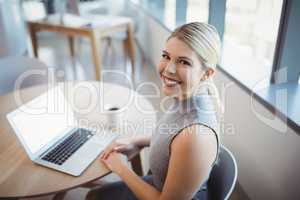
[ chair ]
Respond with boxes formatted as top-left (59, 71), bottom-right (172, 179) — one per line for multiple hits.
top-left (208, 146), bottom-right (238, 200)
top-left (0, 56), bottom-right (49, 95)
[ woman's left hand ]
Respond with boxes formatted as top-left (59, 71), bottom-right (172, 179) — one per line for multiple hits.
top-left (100, 151), bottom-right (128, 175)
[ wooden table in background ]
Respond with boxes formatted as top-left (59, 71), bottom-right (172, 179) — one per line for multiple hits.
top-left (27, 14), bottom-right (136, 81)
top-left (0, 81), bottom-right (156, 199)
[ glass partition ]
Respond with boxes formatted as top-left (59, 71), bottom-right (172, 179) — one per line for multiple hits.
top-left (186, 0), bottom-right (209, 23)
top-left (221, 0), bottom-right (283, 87)
top-left (130, 0), bottom-right (210, 30)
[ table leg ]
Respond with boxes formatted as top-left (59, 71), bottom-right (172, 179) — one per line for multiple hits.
top-left (52, 191), bottom-right (67, 200)
top-left (90, 32), bottom-right (101, 81)
top-left (131, 153), bottom-right (143, 176)
top-left (123, 37), bottom-right (129, 69)
top-left (68, 36), bottom-right (75, 58)
top-left (125, 23), bottom-right (136, 80)
top-left (28, 25), bottom-right (39, 58)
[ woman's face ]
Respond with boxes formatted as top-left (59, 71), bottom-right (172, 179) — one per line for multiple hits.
top-left (158, 37), bottom-right (210, 99)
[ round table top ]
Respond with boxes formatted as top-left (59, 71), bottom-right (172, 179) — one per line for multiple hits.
top-left (0, 81), bottom-right (156, 198)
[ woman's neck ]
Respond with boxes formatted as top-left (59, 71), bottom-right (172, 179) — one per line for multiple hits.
top-left (176, 85), bottom-right (210, 101)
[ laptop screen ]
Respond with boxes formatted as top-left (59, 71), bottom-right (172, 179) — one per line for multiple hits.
top-left (8, 87), bottom-right (75, 155)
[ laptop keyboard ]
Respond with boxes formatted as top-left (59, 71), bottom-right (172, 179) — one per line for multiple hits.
top-left (41, 129), bottom-right (93, 165)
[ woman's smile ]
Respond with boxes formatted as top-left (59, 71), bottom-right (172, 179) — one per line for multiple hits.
top-left (161, 74), bottom-right (182, 88)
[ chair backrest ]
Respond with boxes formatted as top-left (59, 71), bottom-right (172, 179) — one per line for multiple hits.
top-left (0, 56), bottom-right (48, 95)
top-left (66, 0), bottom-right (80, 15)
top-left (208, 146), bottom-right (238, 200)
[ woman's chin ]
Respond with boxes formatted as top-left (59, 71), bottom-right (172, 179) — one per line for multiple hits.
top-left (162, 85), bottom-right (178, 96)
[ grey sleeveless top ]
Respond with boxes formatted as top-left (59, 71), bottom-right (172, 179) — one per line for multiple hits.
top-left (149, 94), bottom-right (220, 194)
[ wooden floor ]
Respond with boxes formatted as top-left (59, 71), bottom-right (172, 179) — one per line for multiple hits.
top-left (8, 33), bottom-right (248, 200)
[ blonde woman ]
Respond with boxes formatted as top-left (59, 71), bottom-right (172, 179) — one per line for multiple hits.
top-left (86, 22), bottom-right (221, 200)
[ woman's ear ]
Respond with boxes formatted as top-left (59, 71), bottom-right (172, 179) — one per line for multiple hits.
top-left (207, 68), bottom-right (215, 77)
top-left (201, 68), bottom-right (215, 81)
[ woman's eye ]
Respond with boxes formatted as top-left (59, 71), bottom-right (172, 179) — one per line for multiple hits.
top-left (179, 60), bottom-right (191, 66)
top-left (162, 54), bottom-right (170, 60)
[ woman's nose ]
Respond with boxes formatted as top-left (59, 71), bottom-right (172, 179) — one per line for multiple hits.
top-left (165, 61), bottom-right (176, 74)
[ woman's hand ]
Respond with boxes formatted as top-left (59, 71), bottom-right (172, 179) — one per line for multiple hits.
top-left (100, 151), bottom-right (128, 175)
top-left (100, 138), bottom-right (141, 160)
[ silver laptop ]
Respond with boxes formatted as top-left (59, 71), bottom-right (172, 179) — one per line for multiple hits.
top-left (6, 86), bottom-right (118, 176)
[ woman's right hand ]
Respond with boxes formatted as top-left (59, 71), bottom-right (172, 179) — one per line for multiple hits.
top-left (100, 137), bottom-right (141, 160)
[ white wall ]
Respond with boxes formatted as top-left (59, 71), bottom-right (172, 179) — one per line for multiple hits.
top-left (215, 70), bottom-right (300, 200)
top-left (134, 7), bottom-right (300, 200)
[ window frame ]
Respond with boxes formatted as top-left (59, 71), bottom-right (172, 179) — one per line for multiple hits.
top-left (209, 0), bottom-right (300, 133)
top-left (270, 0), bottom-right (291, 83)
top-left (215, 0), bottom-right (287, 88)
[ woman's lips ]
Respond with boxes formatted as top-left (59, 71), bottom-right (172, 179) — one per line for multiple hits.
top-left (161, 74), bottom-right (182, 87)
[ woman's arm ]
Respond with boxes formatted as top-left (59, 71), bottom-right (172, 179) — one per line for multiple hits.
top-left (101, 135), bottom-right (151, 159)
top-left (159, 125), bottom-right (217, 200)
top-left (132, 135), bottom-right (152, 148)
top-left (101, 124), bottom-right (217, 200)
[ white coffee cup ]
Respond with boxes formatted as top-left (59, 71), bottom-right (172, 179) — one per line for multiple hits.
top-left (104, 105), bottom-right (123, 130)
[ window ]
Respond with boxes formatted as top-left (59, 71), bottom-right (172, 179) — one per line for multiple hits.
top-left (221, 0), bottom-right (283, 87)
top-left (164, 0), bottom-right (176, 28)
top-left (186, 0), bottom-right (209, 23)
top-left (131, 0), bottom-right (210, 30)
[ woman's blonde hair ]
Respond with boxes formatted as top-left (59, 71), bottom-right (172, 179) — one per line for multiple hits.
top-left (168, 22), bottom-right (223, 119)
